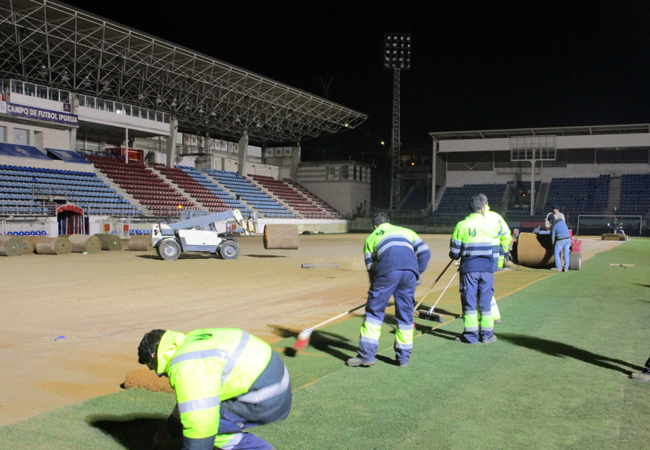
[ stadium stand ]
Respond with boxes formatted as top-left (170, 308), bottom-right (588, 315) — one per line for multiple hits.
top-left (544, 175), bottom-right (610, 216)
top-left (619, 174), bottom-right (650, 215)
top-left (202, 170), bottom-right (294, 218)
top-left (436, 183), bottom-right (508, 214)
top-left (284, 179), bottom-right (342, 218)
top-left (399, 186), bottom-right (428, 212)
top-left (85, 155), bottom-right (195, 217)
top-left (251, 175), bottom-right (336, 218)
top-left (152, 164), bottom-right (231, 213)
top-left (0, 163), bottom-right (139, 216)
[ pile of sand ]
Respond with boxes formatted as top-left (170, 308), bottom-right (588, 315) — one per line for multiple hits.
top-left (122, 367), bottom-right (174, 394)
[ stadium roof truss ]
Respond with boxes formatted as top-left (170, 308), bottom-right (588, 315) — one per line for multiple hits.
top-left (430, 124), bottom-right (650, 141)
top-left (0, 0), bottom-right (367, 144)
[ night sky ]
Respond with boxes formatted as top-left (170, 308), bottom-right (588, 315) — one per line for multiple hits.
top-left (61, 0), bottom-right (650, 164)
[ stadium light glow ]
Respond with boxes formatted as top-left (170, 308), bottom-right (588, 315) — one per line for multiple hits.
top-left (383, 33), bottom-right (411, 70)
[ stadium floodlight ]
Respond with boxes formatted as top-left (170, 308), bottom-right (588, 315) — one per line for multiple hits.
top-left (156, 97), bottom-right (163, 105)
top-left (384, 33), bottom-right (411, 209)
top-left (383, 33), bottom-right (411, 70)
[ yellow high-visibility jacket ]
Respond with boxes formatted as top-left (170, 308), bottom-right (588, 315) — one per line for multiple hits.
top-left (155, 328), bottom-right (272, 448)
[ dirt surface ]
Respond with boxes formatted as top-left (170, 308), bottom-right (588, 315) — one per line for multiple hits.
top-left (0, 233), bottom-right (622, 427)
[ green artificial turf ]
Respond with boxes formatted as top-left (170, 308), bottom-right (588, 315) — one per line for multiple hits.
top-left (2, 239), bottom-right (650, 449)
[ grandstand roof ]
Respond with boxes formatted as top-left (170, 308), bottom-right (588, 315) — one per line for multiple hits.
top-left (430, 124), bottom-right (650, 140)
top-left (0, 0), bottom-right (367, 144)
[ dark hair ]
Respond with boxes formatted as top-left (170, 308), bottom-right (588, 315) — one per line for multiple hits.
top-left (138, 329), bottom-right (166, 365)
top-left (553, 205), bottom-right (560, 211)
top-left (469, 195), bottom-right (486, 212)
top-left (372, 212), bottom-right (390, 227)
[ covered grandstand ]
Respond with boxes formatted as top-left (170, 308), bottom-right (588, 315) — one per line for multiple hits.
top-left (426, 124), bottom-right (650, 234)
top-left (0, 0), bottom-right (368, 235)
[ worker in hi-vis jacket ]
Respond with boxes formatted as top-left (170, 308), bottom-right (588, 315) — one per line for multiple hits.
top-left (138, 328), bottom-right (291, 450)
top-left (347, 212), bottom-right (431, 368)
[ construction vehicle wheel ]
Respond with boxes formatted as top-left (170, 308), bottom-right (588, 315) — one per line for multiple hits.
top-left (219, 240), bottom-right (240, 260)
top-left (159, 240), bottom-right (181, 261)
top-left (569, 252), bottom-right (582, 270)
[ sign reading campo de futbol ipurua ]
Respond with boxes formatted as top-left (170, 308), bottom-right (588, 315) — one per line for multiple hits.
top-left (0, 102), bottom-right (79, 126)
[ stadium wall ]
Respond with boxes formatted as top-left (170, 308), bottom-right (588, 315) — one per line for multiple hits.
top-left (0, 119), bottom-right (71, 150)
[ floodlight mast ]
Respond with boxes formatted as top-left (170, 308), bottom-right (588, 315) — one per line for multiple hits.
top-left (384, 33), bottom-right (411, 210)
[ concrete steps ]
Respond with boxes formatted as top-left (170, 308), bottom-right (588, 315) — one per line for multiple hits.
top-left (148, 167), bottom-right (206, 212)
top-left (606, 176), bottom-right (621, 214)
top-left (245, 177), bottom-right (300, 218)
top-left (93, 169), bottom-right (149, 215)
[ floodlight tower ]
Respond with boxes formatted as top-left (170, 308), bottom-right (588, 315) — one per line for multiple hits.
top-left (384, 33), bottom-right (411, 210)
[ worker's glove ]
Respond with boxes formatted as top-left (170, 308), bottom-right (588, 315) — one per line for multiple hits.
top-left (504, 251), bottom-right (511, 262)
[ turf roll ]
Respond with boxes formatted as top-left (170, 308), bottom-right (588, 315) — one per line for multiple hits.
top-left (123, 367), bottom-right (174, 393)
top-left (0, 235), bottom-right (23, 256)
top-left (35, 236), bottom-right (72, 255)
top-left (18, 236), bottom-right (35, 255)
top-left (263, 224), bottom-right (299, 250)
top-left (516, 232), bottom-right (554, 268)
top-left (94, 233), bottom-right (122, 251)
top-left (68, 234), bottom-right (102, 254)
top-left (126, 235), bottom-right (152, 251)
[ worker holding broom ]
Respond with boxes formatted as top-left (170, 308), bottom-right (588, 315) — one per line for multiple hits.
top-left (347, 212), bottom-right (431, 368)
top-left (138, 328), bottom-right (291, 450)
top-left (478, 193), bottom-right (512, 324)
top-left (450, 195), bottom-right (500, 344)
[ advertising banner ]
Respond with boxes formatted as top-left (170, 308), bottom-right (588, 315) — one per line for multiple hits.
top-left (0, 102), bottom-right (79, 126)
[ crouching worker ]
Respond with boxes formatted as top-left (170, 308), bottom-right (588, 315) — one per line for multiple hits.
top-left (138, 328), bottom-right (292, 450)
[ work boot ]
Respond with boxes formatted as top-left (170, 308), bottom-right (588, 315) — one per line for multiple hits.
top-left (346, 356), bottom-right (375, 367)
top-left (454, 336), bottom-right (478, 345)
top-left (395, 357), bottom-right (409, 367)
top-left (494, 319), bottom-right (502, 324)
top-left (550, 268), bottom-right (560, 272)
top-left (481, 335), bottom-right (498, 344)
top-left (630, 372), bottom-right (650, 382)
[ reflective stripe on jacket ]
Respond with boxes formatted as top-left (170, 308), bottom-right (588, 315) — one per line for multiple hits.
top-left (485, 207), bottom-right (512, 253)
top-left (156, 329), bottom-right (273, 446)
top-left (364, 223), bottom-right (430, 280)
top-left (449, 212), bottom-right (500, 273)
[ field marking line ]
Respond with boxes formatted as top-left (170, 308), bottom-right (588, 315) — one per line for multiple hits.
top-left (494, 273), bottom-right (555, 302)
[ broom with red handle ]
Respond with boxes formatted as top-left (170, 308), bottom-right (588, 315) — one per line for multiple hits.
top-left (290, 303), bottom-right (368, 351)
top-left (291, 259), bottom-right (454, 352)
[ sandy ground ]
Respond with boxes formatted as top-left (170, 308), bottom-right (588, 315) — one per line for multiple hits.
top-left (0, 233), bottom-right (622, 427)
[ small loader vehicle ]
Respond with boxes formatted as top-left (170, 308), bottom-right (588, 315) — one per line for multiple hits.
top-left (151, 209), bottom-right (253, 261)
